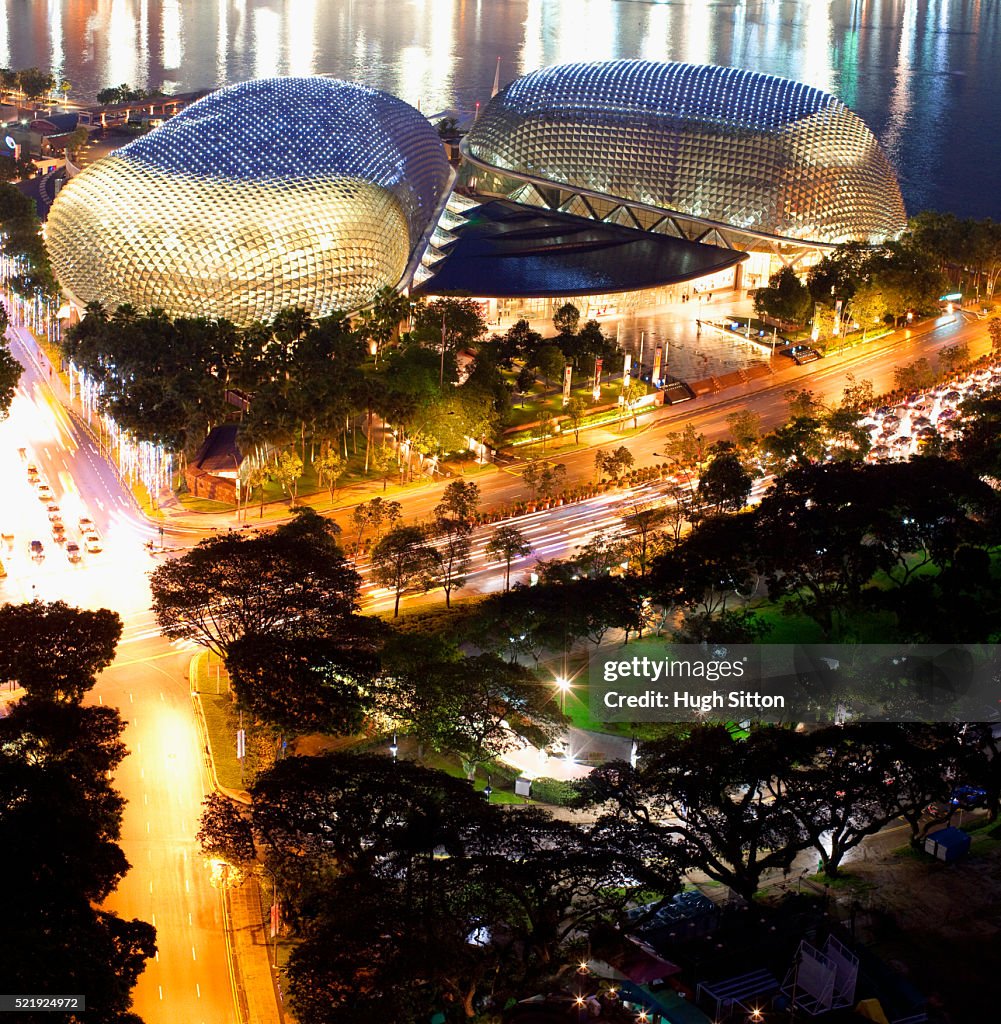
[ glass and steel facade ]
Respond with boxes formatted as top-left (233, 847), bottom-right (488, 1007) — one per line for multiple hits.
top-left (46, 77), bottom-right (450, 325)
top-left (463, 61), bottom-right (906, 247)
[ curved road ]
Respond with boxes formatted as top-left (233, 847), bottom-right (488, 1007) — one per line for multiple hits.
top-left (1, 326), bottom-right (237, 1024)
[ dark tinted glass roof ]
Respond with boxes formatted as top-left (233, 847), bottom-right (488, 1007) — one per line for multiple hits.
top-left (417, 200), bottom-right (746, 298)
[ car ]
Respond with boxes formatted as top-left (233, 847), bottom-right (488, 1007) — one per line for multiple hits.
top-left (65, 541), bottom-right (82, 563)
top-left (51, 522), bottom-right (66, 543)
top-left (26, 462), bottom-right (38, 477)
top-left (2, 532), bottom-right (13, 551)
top-left (29, 539), bottom-right (44, 561)
top-left (84, 533), bottom-right (103, 554)
top-left (78, 515), bottom-right (95, 534)
top-left (37, 483), bottom-right (53, 501)
top-left (46, 504), bottom-right (62, 522)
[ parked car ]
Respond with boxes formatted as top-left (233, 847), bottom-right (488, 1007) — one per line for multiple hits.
top-left (51, 522), bottom-right (67, 544)
top-left (47, 504), bottom-right (62, 522)
top-left (78, 515), bottom-right (95, 534)
top-left (84, 533), bottom-right (103, 554)
top-left (37, 483), bottom-right (53, 501)
top-left (65, 541), bottom-right (82, 564)
top-left (29, 539), bottom-right (44, 562)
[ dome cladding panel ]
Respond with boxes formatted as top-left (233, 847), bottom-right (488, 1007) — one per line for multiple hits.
top-left (46, 157), bottom-right (412, 325)
top-left (466, 60), bottom-right (906, 245)
top-left (46, 77), bottom-right (449, 325)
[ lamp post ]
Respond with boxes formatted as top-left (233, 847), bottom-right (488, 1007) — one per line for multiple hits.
top-left (389, 733), bottom-right (398, 760)
top-left (555, 675), bottom-right (570, 714)
top-left (483, 775), bottom-right (492, 801)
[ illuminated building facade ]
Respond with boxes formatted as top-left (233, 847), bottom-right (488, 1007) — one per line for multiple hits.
top-left (457, 60), bottom-right (906, 293)
top-left (46, 77), bottom-right (450, 326)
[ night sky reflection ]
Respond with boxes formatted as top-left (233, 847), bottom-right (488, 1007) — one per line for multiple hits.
top-left (1, 0), bottom-right (998, 217)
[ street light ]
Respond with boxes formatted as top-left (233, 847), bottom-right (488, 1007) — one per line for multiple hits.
top-left (389, 733), bottom-right (398, 760)
top-left (555, 675), bottom-right (570, 713)
top-left (483, 775), bottom-right (492, 801)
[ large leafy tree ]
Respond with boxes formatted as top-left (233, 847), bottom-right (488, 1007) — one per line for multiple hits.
top-left (0, 698), bottom-right (155, 1020)
top-left (754, 266), bottom-right (812, 324)
top-left (696, 441), bottom-right (753, 514)
top-left (755, 464), bottom-right (885, 637)
top-left (775, 724), bottom-right (961, 877)
top-left (383, 653), bottom-right (566, 778)
top-left (225, 630), bottom-right (380, 741)
top-left (0, 316), bottom-right (22, 419)
top-left (150, 508), bottom-right (360, 655)
top-left (581, 725), bottom-right (808, 902)
top-left (0, 601), bottom-right (122, 702)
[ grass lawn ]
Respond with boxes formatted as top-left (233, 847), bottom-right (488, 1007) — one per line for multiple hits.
top-left (424, 752), bottom-right (528, 804)
top-left (199, 692), bottom-right (257, 791)
top-left (178, 493), bottom-right (233, 514)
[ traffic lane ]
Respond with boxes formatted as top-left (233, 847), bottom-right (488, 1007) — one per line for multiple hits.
top-left (97, 639), bottom-right (236, 1024)
top-left (7, 326), bottom-right (155, 542)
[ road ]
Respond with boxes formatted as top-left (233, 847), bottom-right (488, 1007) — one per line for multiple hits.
top-left (1, 326), bottom-right (237, 1024)
top-left (338, 310), bottom-right (992, 546)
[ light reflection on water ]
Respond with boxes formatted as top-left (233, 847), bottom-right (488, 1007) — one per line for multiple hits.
top-left (1, 0), bottom-right (999, 217)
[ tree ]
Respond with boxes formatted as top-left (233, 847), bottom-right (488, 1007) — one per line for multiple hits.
top-left (273, 448), bottom-right (303, 504)
top-left (622, 505), bottom-right (671, 573)
top-left (226, 632), bottom-right (376, 740)
top-left (314, 448), bottom-right (346, 502)
top-left (552, 302), bottom-right (580, 336)
top-left (197, 793), bottom-right (256, 865)
top-left (647, 511), bottom-right (760, 622)
top-left (619, 379), bottom-right (645, 428)
top-left (893, 357), bottom-right (935, 392)
top-left (17, 66), bottom-right (55, 104)
top-left (0, 331), bottom-right (22, 420)
top-left (531, 344), bottom-right (565, 388)
top-left (485, 524), bottom-right (531, 591)
top-left (753, 266), bottom-right (812, 324)
top-left (840, 373), bottom-right (875, 413)
top-left (370, 525), bottom-right (436, 617)
top-left (696, 442), bottom-right (753, 514)
top-left (386, 654), bottom-right (566, 779)
top-left (63, 125), bottom-right (89, 157)
top-left (0, 698), bottom-right (156, 1017)
top-left (150, 509), bottom-right (360, 655)
top-left (537, 461), bottom-right (566, 501)
top-left (434, 479), bottom-right (480, 524)
top-left (776, 724), bottom-right (956, 878)
top-left (939, 342), bottom-right (970, 375)
top-left (761, 416), bottom-right (826, 469)
top-left (0, 601), bottom-right (122, 702)
top-left (662, 421), bottom-right (707, 467)
top-left (411, 297), bottom-right (487, 354)
top-left (725, 408), bottom-right (762, 451)
top-left (515, 363), bottom-right (535, 403)
top-left (581, 726), bottom-right (808, 902)
top-left (847, 284), bottom-right (886, 341)
top-left (565, 394), bottom-right (586, 442)
top-left (594, 445), bottom-right (634, 482)
top-left (755, 464), bottom-right (886, 637)
top-left (988, 317), bottom-right (1001, 354)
